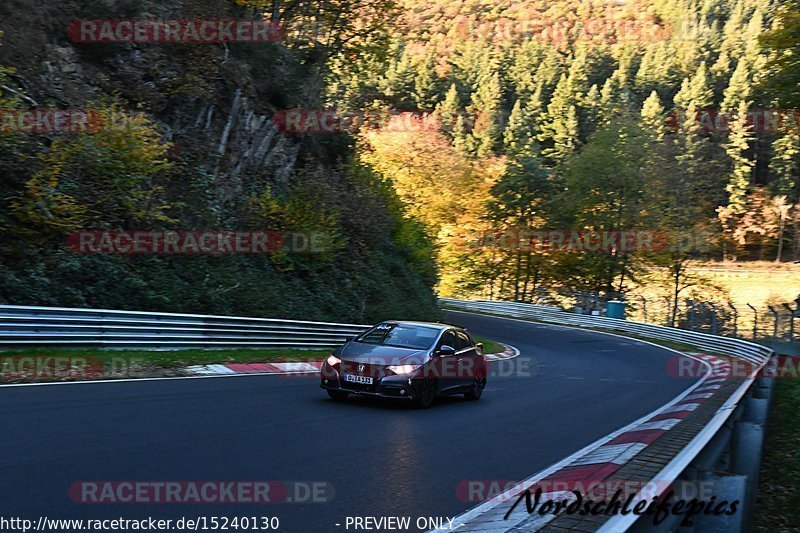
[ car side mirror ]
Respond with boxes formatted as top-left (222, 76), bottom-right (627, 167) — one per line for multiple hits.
top-left (475, 342), bottom-right (484, 351)
top-left (437, 345), bottom-right (456, 357)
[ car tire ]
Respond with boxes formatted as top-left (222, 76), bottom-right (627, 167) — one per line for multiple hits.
top-left (414, 378), bottom-right (436, 409)
top-left (327, 390), bottom-right (349, 401)
top-left (464, 372), bottom-right (486, 401)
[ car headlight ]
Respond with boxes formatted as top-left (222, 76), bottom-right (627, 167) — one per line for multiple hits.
top-left (388, 364), bottom-right (421, 375)
top-left (326, 354), bottom-right (341, 367)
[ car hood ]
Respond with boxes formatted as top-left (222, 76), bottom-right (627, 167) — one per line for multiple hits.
top-left (333, 341), bottom-right (428, 366)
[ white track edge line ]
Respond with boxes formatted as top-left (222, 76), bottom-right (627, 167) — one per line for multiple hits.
top-left (0, 369), bottom-right (322, 388)
top-left (0, 340), bottom-right (521, 388)
top-left (433, 310), bottom-right (713, 532)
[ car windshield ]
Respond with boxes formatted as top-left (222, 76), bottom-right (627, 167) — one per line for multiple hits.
top-left (356, 323), bottom-right (439, 350)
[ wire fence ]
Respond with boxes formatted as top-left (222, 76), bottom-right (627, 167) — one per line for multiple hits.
top-left (541, 290), bottom-right (800, 355)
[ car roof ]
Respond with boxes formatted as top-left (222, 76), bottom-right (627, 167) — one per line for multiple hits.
top-left (381, 320), bottom-right (457, 331)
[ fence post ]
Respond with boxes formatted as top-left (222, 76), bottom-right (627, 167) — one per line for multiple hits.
top-left (728, 302), bottom-right (739, 337)
top-left (663, 296), bottom-right (671, 326)
top-left (639, 295), bottom-right (648, 323)
top-left (747, 303), bottom-right (758, 340)
top-left (783, 302), bottom-right (797, 347)
top-left (768, 305), bottom-right (780, 349)
top-left (710, 305), bottom-right (719, 336)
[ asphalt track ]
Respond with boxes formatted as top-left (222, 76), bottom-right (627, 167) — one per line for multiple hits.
top-left (0, 311), bottom-right (699, 532)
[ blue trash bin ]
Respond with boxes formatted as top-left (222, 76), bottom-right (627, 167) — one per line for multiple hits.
top-left (607, 300), bottom-right (626, 319)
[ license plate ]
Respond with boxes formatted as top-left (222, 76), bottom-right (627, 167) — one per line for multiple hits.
top-left (344, 374), bottom-right (373, 385)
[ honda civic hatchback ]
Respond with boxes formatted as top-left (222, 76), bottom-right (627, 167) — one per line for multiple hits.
top-left (320, 321), bottom-right (487, 408)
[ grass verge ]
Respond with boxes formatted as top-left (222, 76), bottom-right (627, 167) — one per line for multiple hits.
top-left (475, 336), bottom-right (506, 355)
top-left (0, 337), bottom-right (508, 384)
top-left (0, 347), bottom-right (330, 384)
top-left (754, 377), bottom-right (800, 532)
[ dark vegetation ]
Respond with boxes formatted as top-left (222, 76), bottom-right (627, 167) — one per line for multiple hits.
top-left (0, 0), bottom-right (440, 322)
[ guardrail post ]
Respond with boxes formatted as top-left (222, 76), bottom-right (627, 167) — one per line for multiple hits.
top-left (755, 354), bottom-right (777, 415)
top-left (731, 420), bottom-right (763, 531)
top-left (727, 386), bottom-right (769, 533)
top-left (744, 396), bottom-right (769, 425)
top-left (689, 423), bottom-right (734, 472)
top-left (691, 471), bottom-right (747, 532)
top-left (629, 477), bottom-right (711, 533)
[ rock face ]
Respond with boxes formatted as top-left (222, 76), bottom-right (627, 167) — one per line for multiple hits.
top-left (0, 0), bottom-right (303, 203)
top-left (0, 0), bottom-right (443, 323)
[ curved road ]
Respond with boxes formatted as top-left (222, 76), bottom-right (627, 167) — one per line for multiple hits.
top-left (1, 311), bottom-right (698, 531)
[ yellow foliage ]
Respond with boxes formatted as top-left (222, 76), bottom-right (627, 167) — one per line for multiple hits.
top-left (359, 113), bottom-right (503, 295)
top-left (9, 104), bottom-right (173, 236)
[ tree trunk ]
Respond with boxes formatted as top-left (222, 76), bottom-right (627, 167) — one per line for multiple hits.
top-left (670, 261), bottom-right (683, 328)
top-left (794, 215), bottom-right (800, 261)
top-left (776, 216), bottom-right (786, 262)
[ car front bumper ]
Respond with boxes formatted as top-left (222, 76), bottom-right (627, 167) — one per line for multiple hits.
top-left (320, 367), bottom-right (419, 400)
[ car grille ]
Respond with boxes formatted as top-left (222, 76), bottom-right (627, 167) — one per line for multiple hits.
top-left (340, 361), bottom-right (386, 377)
top-left (339, 360), bottom-right (386, 393)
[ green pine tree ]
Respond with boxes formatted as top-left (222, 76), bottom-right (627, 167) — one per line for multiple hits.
top-left (721, 61), bottom-right (754, 215)
top-left (413, 53), bottom-right (443, 110)
top-left (539, 74), bottom-right (581, 164)
top-left (641, 90), bottom-right (666, 141)
top-left (436, 83), bottom-right (463, 139)
top-left (467, 71), bottom-right (503, 157)
top-left (770, 119), bottom-right (800, 201)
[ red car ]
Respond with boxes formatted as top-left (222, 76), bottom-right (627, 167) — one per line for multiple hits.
top-left (320, 321), bottom-right (487, 408)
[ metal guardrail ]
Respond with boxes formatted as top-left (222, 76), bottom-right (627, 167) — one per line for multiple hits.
top-left (563, 290), bottom-right (799, 355)
top-left (0, 305), bottom-right (371, 349)
top-left (440, 299), bottom-right (771, 363)
top-left (440, 298), bottom-right (775, 532)
top-left (0, 301), bottom-right (776, 530)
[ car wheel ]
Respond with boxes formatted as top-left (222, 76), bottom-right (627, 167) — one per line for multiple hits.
top-left (327, 390), bottom-right (349, 401)
top-left (414, 378), bottom-right (436, 409)
top-left (464, 372), bottom-right (486, 401)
